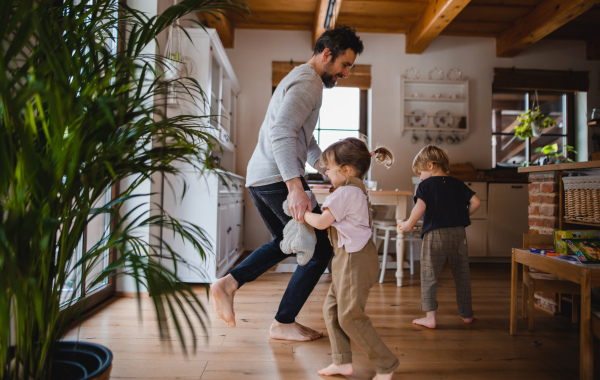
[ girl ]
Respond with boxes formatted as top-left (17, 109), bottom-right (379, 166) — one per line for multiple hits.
top-left (304, 137), bottom-right (399, 380)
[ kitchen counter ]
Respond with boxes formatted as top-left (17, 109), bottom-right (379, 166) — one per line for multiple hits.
top-left (518, 161), bottom-right (600, 173)
top-left (451, 168), bottom-right (528, 183)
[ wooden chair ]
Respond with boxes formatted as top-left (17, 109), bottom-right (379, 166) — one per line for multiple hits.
top-left (373, 220), bottom-right (419, 283)
top-left (522, 233), bottom-right (581, 331)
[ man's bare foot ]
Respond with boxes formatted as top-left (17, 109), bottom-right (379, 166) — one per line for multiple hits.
top-left (269, 320), bottom-right (323, 341)
top-left (210, 274), bottom-right (238, 327)
top-left (372, 373), bottom-right (393, 380)
top-left (412, 311), bottom-right (436, 329)
top-left (462, 316), bottom-right (474, 324)
top-left (318, 363), bottom-right (353, 376)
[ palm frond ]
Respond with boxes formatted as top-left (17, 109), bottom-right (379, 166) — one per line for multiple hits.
top-left (0, 0), bottom-right (249, 378)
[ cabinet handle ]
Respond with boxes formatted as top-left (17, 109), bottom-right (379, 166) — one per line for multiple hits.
top-left (227, 227), bottom-right (232, 233)
top-left (511, 185), bottom-right (523, 189)
top-left (237, 224), bottom-right (241, 227)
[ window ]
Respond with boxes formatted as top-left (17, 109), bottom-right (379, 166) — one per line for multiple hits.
top-left (59, 0), bottom-right (119, 311)
top-left (305, 87), bottom-right (367, 173)
top-left (492, 91), bottom-right (571, 166)
top-left (491, 68), bottom-right (586, 167)
top-left (271, 61), bottom-right (371, 175)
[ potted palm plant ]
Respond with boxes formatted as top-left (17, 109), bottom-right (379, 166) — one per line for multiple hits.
top-left (0, 0), bottom-right (248, 379)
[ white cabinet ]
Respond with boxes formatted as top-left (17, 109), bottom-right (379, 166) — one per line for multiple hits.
top-left (465, 182), bottom-right (528, 258)
top-left (465, 182), bottom-right (488, 257)
top-left (487, 183), bottom-right (529, 257)
top-left (160, 171), bottom-right (244, 283)
top-left (155, 29), bottom-right (245, 283)
top-left (175, 28), bottom-right (240, 169)
top-left (400, 78), bottom-right (469, 136)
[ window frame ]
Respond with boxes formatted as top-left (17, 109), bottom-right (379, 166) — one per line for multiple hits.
top-left (491, 68), bottom-right (586, 167)
top-left (491, 90), bottom-right (575, 166)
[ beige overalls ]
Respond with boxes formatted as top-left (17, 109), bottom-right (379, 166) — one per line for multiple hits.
top-left (323, 177), bottom-right (399, 374)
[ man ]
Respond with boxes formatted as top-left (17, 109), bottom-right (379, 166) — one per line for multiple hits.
top-left (211, 25), bottom-right (364, 341)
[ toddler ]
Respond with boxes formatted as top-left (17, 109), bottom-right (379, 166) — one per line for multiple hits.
top-left (398, 145), bottom-right (480, 329)
top-left (304, 137), bottom-right (399, 380)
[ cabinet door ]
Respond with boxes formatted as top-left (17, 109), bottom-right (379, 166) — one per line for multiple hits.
top-left (466, 219), bottom-right (487, 257)
top-left (226, 200), bottom-right (238, 260)
top-left (217, 200), bottom-right (230, 271)
top-left (230, 198), bottom-right (243, 261)
top-left (487, 183), bottom-right (529, 257)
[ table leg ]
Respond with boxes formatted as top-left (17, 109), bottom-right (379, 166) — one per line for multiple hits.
top-left (395, 197), bottom-right (407, 287)
top-left (579, 269), bottom-right (592, 380)
top-left (510, 249), bottom-right (518, 336)
top-left (395, 228), bottom-right (404, 287)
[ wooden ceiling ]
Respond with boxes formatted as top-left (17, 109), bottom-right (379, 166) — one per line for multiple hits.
top-left (199, 0), bottom-right (600, 59)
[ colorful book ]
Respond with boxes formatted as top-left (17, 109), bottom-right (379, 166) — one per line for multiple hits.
top-left (564, 239), bottom-right (600, 263)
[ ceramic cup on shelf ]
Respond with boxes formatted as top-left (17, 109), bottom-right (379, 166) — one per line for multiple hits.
top-left (365, 180), bottom-right (377, 191)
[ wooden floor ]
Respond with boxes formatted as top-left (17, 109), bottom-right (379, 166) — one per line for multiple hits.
top-left (65, 263), bottom-right (599, 379)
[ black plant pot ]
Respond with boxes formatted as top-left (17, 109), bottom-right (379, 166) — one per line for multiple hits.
top-left (51, 341), bottom-right (113, 380)
top-left (7, 341), bottom-right (112, 379)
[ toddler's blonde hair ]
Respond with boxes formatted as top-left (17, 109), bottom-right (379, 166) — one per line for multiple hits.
top-left (412, 145), bottom-right (450, 175)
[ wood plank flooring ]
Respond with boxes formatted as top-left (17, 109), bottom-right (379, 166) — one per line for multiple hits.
top-left (64, 263), bottom-right (599, 379)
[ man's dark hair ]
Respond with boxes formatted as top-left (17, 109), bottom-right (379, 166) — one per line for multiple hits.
top-left (313, 25), bottom-right (364, 61)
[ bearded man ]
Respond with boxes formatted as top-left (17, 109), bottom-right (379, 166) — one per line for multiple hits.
top-left (211, 25), bottom-right (364, 341)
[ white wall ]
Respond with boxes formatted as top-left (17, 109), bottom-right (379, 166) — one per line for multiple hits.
top-left (225, 29), bottom-right (600, 251)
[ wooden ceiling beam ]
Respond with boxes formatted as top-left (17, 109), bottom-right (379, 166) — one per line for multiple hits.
top-left (198, 11), bottom-right (236, 48)
top-left (313, 0), bottom-right (343, 48)
top-left (496, 0), bottom-right (599, 58)
top-left (406, 0), bottom-right (473, 54)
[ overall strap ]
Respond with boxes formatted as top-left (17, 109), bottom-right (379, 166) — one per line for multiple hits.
top-left (340, 177), bottom-right (373, 228)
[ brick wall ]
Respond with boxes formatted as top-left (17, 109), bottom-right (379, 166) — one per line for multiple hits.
top-left (527, 172), bottom-right (560, 236)
top-left (526, 172), bottom-right (560, 313)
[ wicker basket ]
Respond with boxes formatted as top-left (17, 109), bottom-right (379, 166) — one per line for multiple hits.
top-left (562, 175), bottom-right (600, 224)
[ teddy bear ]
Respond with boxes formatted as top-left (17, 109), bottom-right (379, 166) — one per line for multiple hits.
top-left (280, 190), bottom-right (318, 266)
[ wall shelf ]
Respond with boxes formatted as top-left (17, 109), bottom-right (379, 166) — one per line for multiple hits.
top-left (401, 77), bottom-right (469, 134)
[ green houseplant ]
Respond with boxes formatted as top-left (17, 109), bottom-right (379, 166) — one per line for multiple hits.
top-left (534, 143), bottom-right (577, 165)
top-left (0, 0), bottom-right (248, 379)
top-left (513, 106), bottom-right (557, 139)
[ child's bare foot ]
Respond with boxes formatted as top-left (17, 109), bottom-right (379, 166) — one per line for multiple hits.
top-left (462, 316), bottom-right (474, 324)
top-left (318, 363), bottom-right (353, 376)
top-left (270, 320), bottom-right (323, 341)
top-left (210, 274), bottom-right (238, 327)
top-left (372, 373), bottom-right (393, 380)
top-left (412, 310), bottom-right (436, 329)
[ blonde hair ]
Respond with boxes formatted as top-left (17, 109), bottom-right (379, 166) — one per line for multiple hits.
top-left (412, 145), bottom-right (450, 175)
top-left (321, 137), bottom-right (394, 179)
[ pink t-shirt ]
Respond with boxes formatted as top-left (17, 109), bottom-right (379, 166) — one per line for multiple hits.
top-left (322, 186), bottom-right (372, 253)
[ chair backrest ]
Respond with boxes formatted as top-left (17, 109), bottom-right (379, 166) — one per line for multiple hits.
top-left (522, 233), bottom-right (555, 250)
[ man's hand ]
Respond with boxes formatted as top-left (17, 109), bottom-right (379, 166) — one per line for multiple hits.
top-left (286, 177), bottom-right (311, 222)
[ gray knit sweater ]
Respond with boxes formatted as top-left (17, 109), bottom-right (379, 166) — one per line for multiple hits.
top-left (245, 64), bottom-right (323, 187)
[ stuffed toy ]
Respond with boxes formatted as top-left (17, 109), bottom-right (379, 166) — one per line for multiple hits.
top-left (280, 190), bottom-right (317, 266)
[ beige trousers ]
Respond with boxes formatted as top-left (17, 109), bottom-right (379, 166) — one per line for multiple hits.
top-left (324, 226), bottom-right (399, 374)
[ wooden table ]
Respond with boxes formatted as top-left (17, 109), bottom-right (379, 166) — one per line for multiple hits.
top-left (510, 248), bottom-right (600, 380)
top-left (312, 188), bottom-right (413, 286)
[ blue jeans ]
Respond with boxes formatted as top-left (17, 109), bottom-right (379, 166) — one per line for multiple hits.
top-left (228, 179), bottom-right (333, 324)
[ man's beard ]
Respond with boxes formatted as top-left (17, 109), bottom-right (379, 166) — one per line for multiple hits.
top-left (321, 61), bottom-right (338, 89)
top-left (321, 71), bottom-right (337, 88)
